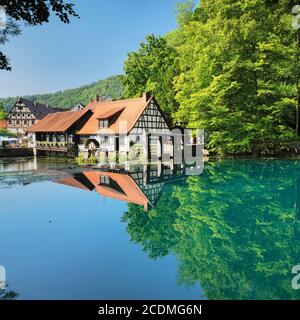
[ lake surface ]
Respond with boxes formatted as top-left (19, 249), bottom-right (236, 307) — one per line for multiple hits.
top-left (0, 157), bottom-right (300, 300)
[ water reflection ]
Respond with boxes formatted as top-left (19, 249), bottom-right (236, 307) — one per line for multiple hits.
top-left (1, 158), bottom-right (300, 299)
top-left (123, 160), bottom-right (300, 299)
top-left (55, 160), bottom-right (300, 299)
top-left (56, 163), bottom-right (197, 211)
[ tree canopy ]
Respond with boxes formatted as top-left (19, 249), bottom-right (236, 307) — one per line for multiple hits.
top-left (123, 34), bottom-right (179, 119)
top-left (123, 0), bottom-right (300, 155)
top-left (0, 101), bottom-right (6, 119)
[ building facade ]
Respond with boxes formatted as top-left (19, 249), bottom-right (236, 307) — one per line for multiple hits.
top-left (26, 93), bottom-right (205, 162)
top-left (77, 93), bottom-right (174, 161)
top-left (27, 107), bottom-right (93, 157)
top-left (6, 98), bottom-right (66, 134)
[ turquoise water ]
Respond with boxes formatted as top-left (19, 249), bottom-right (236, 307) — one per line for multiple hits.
top-left (1, 158), bottom-right (300, 300)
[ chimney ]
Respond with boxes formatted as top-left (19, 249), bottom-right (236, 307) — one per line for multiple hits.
top-left (34, 101), bottom-right (36, 107)
top-left (143, 92), bottom-right (152, 102)
top-left (96, 94), bottom-right (100, 102)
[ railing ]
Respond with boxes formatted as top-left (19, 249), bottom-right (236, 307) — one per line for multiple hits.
top-left (35, 141), bottom-right (75, 151)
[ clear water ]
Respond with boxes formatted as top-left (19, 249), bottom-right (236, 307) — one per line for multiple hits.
top-left (1, 157), bottom-right (300, 300)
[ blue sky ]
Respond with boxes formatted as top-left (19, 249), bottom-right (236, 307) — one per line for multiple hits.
top-left (0, 0), bottom-right (183, 98)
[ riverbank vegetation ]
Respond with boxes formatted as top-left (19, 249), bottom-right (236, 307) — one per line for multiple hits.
top-left (123, 0), bottom-right (300, 156)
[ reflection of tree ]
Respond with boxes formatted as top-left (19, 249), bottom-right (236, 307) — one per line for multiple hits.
top-left (123, 183), bottom-right (183, 259)
top-left (123, 160), bottom-right (300, 299)
top-left (0, 288), bottom-right (18, 300)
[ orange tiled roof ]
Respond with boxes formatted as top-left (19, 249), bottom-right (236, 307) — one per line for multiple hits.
top-left (55, 171), bottom-right (149, 210)
top-left (83, 171), bottom-right (149, 209)
top-left (26, 107), bottom-right (92, 133)
top-left (0, 120), bottom-right (7, 129)
top-left (56, 176), bottom-right (92, 191)
top-left (78, 96), bottom-right (151, 135)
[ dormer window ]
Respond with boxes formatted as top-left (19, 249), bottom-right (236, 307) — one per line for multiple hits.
top-left (99, 119), bottom-right (109, 128)
top-left (100, 175), bottom-right (110, 184)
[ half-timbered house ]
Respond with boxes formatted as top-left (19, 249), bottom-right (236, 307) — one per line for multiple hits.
top-left (77, 92), bottom-right (174, 160)
top-left (6, 98), bottom-right (66, 134)
top-left (27, 107), bottom-right (93, 157)
top-left (27, 93), bottom-right (198, 161)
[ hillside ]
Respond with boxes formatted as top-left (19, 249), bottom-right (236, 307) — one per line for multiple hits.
top-left (0, 75), bottom-right (125, 111)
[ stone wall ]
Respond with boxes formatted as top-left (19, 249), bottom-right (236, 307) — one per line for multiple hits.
top-left (0, 148), bottom-right (34, 157)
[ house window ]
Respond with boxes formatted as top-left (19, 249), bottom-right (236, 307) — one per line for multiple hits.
top-left (136, 135), bottom-right (140, 143)
top-left (8, 120), bottom-right (11, 124)
top-left (31, 120), bottom-right (35, 125)
top-left (68, 135), bottom-right (74, 143)
top-left (102, 136), bottom-right (109, 143)
top-left (99, 119), bottom-right (109, 128)
top-left (16, 120), bottom-right (19, 125)
top-left (100, 175), bottom-right (110, 184)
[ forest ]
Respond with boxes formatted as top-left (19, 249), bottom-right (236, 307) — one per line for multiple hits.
top-left (0, 75), bottom-right (124, 111)
top-left (2, 0), bottom-right (300, 156)
top-left (123, 0), bottom-right (300, 155)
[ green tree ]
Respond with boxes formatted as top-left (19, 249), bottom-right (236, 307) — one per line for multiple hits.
top-left (0, 0), bottom-right (78, 70)
top-left (0, 101), bottom-right (6, 119)
top-left (123, 34), bottom-right (179, 118)
top-left (175, 0), bottom-right (195, 27)
top-left (173, 0), bottom-right (298, 155)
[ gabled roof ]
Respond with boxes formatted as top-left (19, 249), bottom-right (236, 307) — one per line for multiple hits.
top-left (83, 171), bottom-right (149, 210)
top-left (10, 98), bottom-right (67, 119)
top-left (0, 120), bottom-right (7, 129)
top-left (96, 105), bottom-right (125, 119)
top-left (56, 176), bottom-right (91, 191)
top-left (77, 96), bottom-right (152, 135)
top-left (56, 171), bottom-right (150, 210)
top-left (27, 107), bottom-right (93, 133)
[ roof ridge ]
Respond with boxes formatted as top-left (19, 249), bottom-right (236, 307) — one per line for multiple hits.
top-left (94, 97), bottom-right (143, 105)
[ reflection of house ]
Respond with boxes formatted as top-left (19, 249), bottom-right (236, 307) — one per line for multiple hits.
top-left (57, 171), bottom-right (150, 210)
top-left (6, 98), bottom-right (66, 134)
top-left (55, 163), bottom-right (191, 211)
top-left (27, 107), bottom-right (93, 156)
